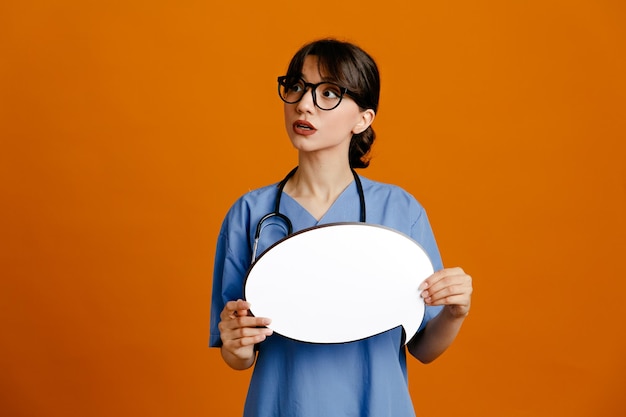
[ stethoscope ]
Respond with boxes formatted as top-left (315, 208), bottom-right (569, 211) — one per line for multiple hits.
top-left (251, 166), bottom-right (367, 263)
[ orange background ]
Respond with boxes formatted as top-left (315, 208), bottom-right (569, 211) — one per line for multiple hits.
top-left (1, 1), bottom-right (625, 416)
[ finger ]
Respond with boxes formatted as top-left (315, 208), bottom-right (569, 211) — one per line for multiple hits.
top-left (229, 299), bottom-right (252, 313)
top-left (425, 288), bottom-right (471, 306)
top-left (424, 280), bottom-right (473, 307)
top-left (235, 299), bottom-right (253, 318)
top-left (421, 269), bottom-right (471, 299)
top-left (222, 334), bottom-right (269, 356)
top-left (223, 324), bottom-right (274, 341)
top-left (223, 330), bottom-right (273, 350)
top-left (425, 279), bottom-right (472, 302)
top-left (419, 267), bottom-right (463, 290)
top-left (220, 315), bottom-right (272, 332)
top-left (225, 324), bottom-right (274, 341)
top-left (221, 299), bottom-right (252, 320)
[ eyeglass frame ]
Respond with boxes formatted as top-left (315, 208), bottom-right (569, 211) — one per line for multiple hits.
top-left (277, 76), bottom-right (356, 111)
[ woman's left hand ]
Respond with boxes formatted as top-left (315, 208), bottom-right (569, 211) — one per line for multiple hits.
top-left (419, 267), bottom-right (473, 319)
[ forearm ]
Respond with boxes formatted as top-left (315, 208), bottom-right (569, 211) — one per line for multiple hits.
top-left (220, 345), bottom-right (256, 370)
top-left (407, 306), bottom-right (467, 364)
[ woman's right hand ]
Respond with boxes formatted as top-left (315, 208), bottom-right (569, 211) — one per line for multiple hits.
top-left (218, 299), bottom-right (273, 370)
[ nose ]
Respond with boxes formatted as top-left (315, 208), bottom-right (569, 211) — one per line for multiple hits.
top-left (295, 87), bottom-right (316, 113)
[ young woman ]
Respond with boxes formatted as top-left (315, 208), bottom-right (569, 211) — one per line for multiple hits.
top-left (210, 39), bottom-right (473, 417)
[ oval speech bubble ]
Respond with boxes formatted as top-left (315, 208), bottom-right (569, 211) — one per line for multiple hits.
top-left (244, 223), bottom-right (433, 344)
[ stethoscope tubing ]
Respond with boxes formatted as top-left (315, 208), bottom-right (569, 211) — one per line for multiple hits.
top-left (251, 167), bottom-right (366, 263)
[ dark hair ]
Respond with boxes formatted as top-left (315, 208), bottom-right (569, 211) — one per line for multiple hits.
top-left (285, 39), bottom-right (380, 168)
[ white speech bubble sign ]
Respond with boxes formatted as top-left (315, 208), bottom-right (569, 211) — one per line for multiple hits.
top-left (244, 223), bottom-right (433, 344)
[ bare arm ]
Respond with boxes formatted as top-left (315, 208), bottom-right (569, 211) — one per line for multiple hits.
top-left (407, 267), bottom-right (473, 363)
top-left (218, 299), bottom-right (273, 370)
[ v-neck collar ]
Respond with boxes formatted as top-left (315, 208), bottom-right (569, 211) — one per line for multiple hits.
top-left (281, 179), bottom-right (356, 225)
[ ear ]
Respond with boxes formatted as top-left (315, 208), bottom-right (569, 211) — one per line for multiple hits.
top-left (352, 109), bottom-right (376, 135)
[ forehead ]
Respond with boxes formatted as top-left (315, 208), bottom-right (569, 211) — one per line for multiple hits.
top-left (300, 55), bottom-right (323, 81)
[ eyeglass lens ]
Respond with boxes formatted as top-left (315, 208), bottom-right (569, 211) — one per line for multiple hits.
top-left (279, 79), bottom-right (345, 110)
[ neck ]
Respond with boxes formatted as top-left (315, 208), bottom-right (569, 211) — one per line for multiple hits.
top-left (288, 157), bottom-right (353, 195)
top-left (281, 157), bottom-right (355, 222)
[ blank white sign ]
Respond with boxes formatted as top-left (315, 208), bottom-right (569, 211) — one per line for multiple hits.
top-left (244, 223), bottom-right (434, 344)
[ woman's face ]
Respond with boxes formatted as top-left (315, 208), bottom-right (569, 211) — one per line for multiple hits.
top-left (283, 55), bottom-right (373, 160)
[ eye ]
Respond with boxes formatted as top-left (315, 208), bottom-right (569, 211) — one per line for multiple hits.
top-left (284, 80), bottom-right (304, 93)
top-left (319, 84), bottom-right (343, 99)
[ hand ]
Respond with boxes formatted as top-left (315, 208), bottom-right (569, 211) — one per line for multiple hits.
top-left (419, 267), bottom-right (473, 319)
top-left (218, 299), bottom-right (273, 363)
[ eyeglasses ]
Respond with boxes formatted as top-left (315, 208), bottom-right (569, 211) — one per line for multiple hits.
top-left (277, 76), bottom-right (354, 111)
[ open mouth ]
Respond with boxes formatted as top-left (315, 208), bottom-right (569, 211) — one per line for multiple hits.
top-left (294, 120), bottom-right (315, 130)
top-left (293, 120), bottom-right (316, 135)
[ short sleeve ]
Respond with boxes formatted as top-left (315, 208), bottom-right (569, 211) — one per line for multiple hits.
top-left (209, 200), bottom-right (253, 347)
top-left (409, 201), bottom-right (444, 332)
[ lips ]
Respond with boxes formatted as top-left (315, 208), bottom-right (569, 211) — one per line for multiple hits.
top-left (293, 120), bottom-right (317, 136)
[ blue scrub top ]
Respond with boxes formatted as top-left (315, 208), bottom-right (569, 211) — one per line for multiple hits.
top-left (210, 175), bottom-right (444, 417)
